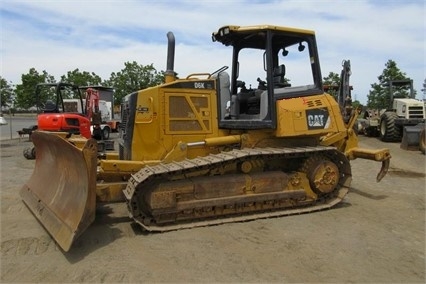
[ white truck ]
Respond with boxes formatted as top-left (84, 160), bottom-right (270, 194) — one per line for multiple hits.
top-left (63, 98), bottom-right (112, 140)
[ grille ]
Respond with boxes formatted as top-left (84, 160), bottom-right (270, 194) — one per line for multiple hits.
top-left (306, 99), bottom-right (323, 108)
top-left (408, 106), bottom-right (424, 119)
top-left (119, 143), bottom-right (124, 159)
top-left (120, 102), bottom-right (127, 131)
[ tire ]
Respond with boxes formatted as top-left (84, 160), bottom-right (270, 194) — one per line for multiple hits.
top-left (23, 147), bottom-right (36, 160)
top-left (353, 121), bottom-right (360, 135)
top-left (419, 128), bottom-right (426, 155)
top-left (361, 117), bottom-right (379, 137)
top-left (102, 127), bottom-right (110, 140)
top-left (379, 112), bottom-right (401, 142)
top-left (92, 128), bottom-right (102, 140)
top-left (364, 127), bottom-right (373, 137)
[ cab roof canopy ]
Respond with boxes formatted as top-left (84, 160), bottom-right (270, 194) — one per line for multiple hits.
top-left (212, 25), bottom-right (315, 49)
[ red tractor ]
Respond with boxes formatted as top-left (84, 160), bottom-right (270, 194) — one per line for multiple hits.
top-left (23, 83), bottom-right (107, 159)
top-left (35, 83), bottom-right (92, 138)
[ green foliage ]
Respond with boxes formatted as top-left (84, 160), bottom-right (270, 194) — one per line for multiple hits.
top-left (367, 60), bottom-right (415, 109)
top-left (15, 68), bottom-right (55, 109)
top-left (10, 62), bottom-right (165, 109)
top-left (0, 76), bottom-right (14, 109)
top-left (323, 72), bottom-right (340, 100)
top-left (323, 72), bottom-right (340, 85)
top-left (60, 69), bottom-right (102, 87)
top-left (352, 100), bottom-right (362, 109)
top-left (105, 61), bottom-right (164, 105)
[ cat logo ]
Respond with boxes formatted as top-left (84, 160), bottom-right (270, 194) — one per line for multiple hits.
top-left (306, 108), bottom-right (330, 130)
top-left (137, 106), bottom-right (149, 113)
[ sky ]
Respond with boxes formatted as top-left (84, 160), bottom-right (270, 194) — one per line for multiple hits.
top-left (0, 0), bottom-right (425, 104)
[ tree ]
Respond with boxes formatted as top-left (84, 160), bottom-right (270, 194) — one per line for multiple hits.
top-left (60, 69), bottom-right (102, 88)
top-left (323, 72), bottom-right (340, 85)
top-left (105, 62), bottom-right (164, 105)
top-left (14, 68), bottom-right (56, 109)
top-left (323, 65), bottom-right (363, 112)
top-left (323, 72), bottom-right (340, 100)
top-left (367, 60), bottom-right (414, 109)
top-left (352, 99), bottom-right (362, 109)
top-left (0, 76), bottom-right (14, 111)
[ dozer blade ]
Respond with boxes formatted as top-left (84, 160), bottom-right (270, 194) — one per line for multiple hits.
top-left (20, 131), bottom-right (98, 252)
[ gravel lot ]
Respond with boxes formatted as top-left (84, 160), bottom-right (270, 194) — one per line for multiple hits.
top-left (1, 135), bottom-right (425, 283)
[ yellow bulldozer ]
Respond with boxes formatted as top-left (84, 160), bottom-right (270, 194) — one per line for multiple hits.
top-left (21, 25), bottom-right (391, 252)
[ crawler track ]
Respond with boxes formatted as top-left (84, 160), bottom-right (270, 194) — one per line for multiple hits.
top-left (124, 146), bottom-right (352, 232)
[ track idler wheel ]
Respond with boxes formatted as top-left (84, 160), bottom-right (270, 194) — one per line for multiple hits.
top-left (303, 156), bottom-right (339, 195)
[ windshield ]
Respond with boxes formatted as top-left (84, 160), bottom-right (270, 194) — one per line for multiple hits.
top-left (236, 36), bottom-right (315, 91)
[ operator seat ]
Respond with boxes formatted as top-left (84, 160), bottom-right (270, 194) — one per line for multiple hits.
top-left (273, 64), bottom-right (289, 88)
top-left (43, 100), bottom-right (58, 113)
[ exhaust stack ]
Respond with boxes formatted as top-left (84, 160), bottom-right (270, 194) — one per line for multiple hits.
top-left (165, 31), bottom-right (176, 83)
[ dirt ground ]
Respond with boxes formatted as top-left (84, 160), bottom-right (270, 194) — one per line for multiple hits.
top-left (1, 136), bottom-right (425, 283)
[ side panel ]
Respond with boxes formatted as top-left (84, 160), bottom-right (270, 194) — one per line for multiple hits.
top-left (128, 87), bottom-right (163, 162)
top-left (123, 79), bottom-right (227, 162)
top-left (164, 91), bottom-right (213, 135)
top-left (275, 94), bottom-right (346, 137)
top-left (164, 88), bottom-right (224, 159)
top-left (37, 113), bottom-right (91, 138)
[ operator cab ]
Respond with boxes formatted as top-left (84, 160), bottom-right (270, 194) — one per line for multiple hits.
top-left (212, 25), bottom-right (323, 129)
top-left (35, 83), bottom-right (84, 114)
